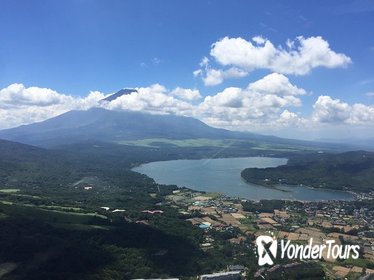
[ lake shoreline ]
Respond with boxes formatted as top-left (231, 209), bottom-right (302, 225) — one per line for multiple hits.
top-left (133, 157), bottom-right (354, 201)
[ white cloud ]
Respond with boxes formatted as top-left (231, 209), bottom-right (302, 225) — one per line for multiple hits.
top-left (252, 36), bottom-right (266, 45)
top-left (348, 103), bottom-right (374, 124)
top-left (200, 56), bottom-right (209, 67)
top-left (1, 78), bottom-right (373, 139)
top-left (0, 83), bottom-right (74, 107)
top-left (0, 84), bottom-right (200, 130)
top-left (269, 36), bottom-right (351, 74)
top-left (0, 84), bottom-right (105, 129)
top-left (276, 110), bottom-right (305, 127)
top-left (170, 87), bottom-right (201, 101)
top-left (312, 96), bottom-right (350, 123)
top-left (0, 76), bottom-right (305, 132)
top-left (196, 35), bottom-right (351, 85)
top-left (197, 73), bottom-right (305, 131)
top-left (202, 69), bottom-right (224, 86)
top-left (312, 95), bottom-right (374, 125)
top-left (202, 67), bottom-right (249, 86)
top-left (194, 58), bottom-right (248, 86)
top-left (248, 73), bottom-right (306, 96)
top-left (103, 84), bottom-right (194, 116)
top-left (210, 36), bottom-right (275, 70)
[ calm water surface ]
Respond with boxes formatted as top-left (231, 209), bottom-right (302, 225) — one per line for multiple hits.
top-left (133, 157), bottom-right (353, 201)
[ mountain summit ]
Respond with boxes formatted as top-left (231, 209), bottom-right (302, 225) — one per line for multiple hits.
top-left (102, 88), bottom-right (137, 102)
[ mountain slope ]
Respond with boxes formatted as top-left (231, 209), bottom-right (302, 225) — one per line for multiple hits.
top-left (0, 139), bottom-right (80, 190)
top-left (0, 107), bottom-right (353, 151)
top-left (0, 108), bottom-right (247, 147)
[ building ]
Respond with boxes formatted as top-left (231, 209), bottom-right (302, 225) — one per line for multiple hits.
top-left (227, 265), bottom-right (245, 272)
top-left (200, 271), bottom-right (241, 280)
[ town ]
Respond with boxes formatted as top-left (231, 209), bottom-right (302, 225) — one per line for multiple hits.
top-left (162, 188), bottom-right (374, 279)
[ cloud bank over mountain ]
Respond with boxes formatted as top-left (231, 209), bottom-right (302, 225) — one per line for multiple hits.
top-left (0, 84), bottom-right (105, 129)
top-left (1, 74), bottom-right (373, 139)
top-left (0, 34), bottom-right (372, 139)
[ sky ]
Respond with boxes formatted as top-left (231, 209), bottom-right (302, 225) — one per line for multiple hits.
top-left (0, 0), bottom-right (374, 140)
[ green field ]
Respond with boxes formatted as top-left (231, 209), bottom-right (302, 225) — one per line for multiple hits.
top-left (0, 189), bottom-right (20, 193)
top-left (0, 200), bottom-right (108, 224)
top-left (118, 138), bottom-right (323, 154)
top-left (118, 138), bottom-right (236, 148)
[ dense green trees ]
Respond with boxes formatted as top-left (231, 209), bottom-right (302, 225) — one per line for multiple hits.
top-left (242, 151), bottom-right (374, 192)
top-left (0, 140), bottom-right (259, 279)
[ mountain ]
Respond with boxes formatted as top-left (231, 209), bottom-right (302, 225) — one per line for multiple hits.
top-left (0, 107), bottom-right (353, 150)
top-left (0, 107), bottom-right (251, 147)
top-left (101, 88), bottom-right (137, 102)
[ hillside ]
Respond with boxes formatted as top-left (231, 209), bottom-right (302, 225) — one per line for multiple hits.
top-left (0, 108), bottom-right (245, 147)
top-left (0, 139), bottom-right (242, 279)
top-left (241, 151), bottom-right (374, 192)
top-left (0, 139), bottom-right (80, 190)
top-left (0, 107), bottom-right (352, 152)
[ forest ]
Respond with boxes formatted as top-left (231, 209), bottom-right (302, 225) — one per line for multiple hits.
top-left (0, 139), bottom-right (263, 279)
top-left (0, 139), bottom-right (357, 279)
top-left (241, 151), bottom-right (374, 192)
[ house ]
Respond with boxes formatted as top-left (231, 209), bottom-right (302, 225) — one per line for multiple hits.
top-left (227, 265), bottom-right (245, 272)
top-left (200, 271), bottom-right (241, 280)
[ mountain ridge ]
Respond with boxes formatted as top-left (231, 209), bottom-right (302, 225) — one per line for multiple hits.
top-left (0, 107), bottom-right (353, 151)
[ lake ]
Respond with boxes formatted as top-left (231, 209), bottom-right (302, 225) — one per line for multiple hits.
top-left (133, 157), bottom-right (354, 201)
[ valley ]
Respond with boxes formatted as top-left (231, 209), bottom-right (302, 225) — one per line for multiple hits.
top-left (0, 106), bottom-right (373, 279)
top-left (0, 135), bottom-right (373, 279)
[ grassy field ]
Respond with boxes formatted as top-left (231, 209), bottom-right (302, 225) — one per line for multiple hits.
top-left (117, 138), bottom-right (322, 153)
top-left (0, 198), bottom-right (108, 225)
top-left (38, 205), bottom-right (84, 211)
top-left (250, 141), bottom-right (323, 152)
top-left (0, 263), bottom-right (18, 279)
top-left (0, 189), bottom-right (20, 193)
top-left (118, 138), bottom-right (236, 148)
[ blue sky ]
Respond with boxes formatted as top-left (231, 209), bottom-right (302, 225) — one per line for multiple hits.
top-left (0, 0), bottom-right (374, 139)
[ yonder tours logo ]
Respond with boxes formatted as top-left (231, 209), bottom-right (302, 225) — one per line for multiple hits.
top-left (256, 235), bottom-right (278, 266)
top-left (256, 234), bottom-right (360, 266)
